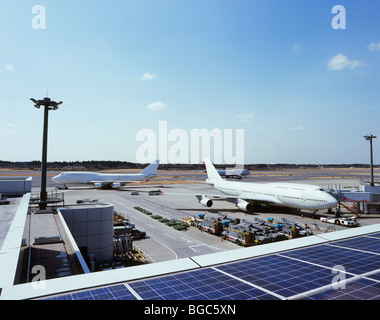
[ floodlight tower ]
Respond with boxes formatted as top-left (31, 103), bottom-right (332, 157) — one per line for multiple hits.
top-left (364, 134), bottom-right (377, 187)
top-left (31, 97), bottom-right (62, 210)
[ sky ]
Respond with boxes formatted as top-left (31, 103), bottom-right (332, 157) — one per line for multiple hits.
top-left (0, 0), bottom-right (379, 164)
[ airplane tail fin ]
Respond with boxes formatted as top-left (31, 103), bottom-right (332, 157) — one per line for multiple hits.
top-left (140, 160), bottom-right (159, 177)
top-left (203, 158), bottom-right (223, 184)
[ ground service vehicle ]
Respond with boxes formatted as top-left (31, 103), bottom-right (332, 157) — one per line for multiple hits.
top-left (320, 216), bottom-right (359, 227)
top-left (149, 190), bottom-right (162, 195)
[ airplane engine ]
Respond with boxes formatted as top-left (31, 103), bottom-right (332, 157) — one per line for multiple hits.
top-left (200, 197), bottom-right (213, 208)
top-left (236, 200), bottom-right (253, 212)
top-left (94, 183), bottom-right (103, 188)
top-left (112, 182), bottom-right (121, 188)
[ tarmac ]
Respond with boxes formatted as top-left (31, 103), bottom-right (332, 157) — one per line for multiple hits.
top-left (1, 167), bottom-right (380, 264)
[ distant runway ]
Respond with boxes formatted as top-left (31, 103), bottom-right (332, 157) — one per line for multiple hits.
top-left (2, 167), bottom-right (379, 264)
top-left (0, 167), bottom-right (378, 189)
top-left (49, 180), bottom-right (380, 264)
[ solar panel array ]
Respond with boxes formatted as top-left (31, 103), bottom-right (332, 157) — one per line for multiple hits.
top-left (46, 232), bottom-right (380, 300)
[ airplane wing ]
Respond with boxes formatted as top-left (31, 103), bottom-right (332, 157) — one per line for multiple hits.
top-left (164, 191), bottom-right (284, 206)
top-left (237, 193), bottom-right (284, 205)
top-left (89, 179), bottom-right (150, 184)
top-left (225, 174), bottom-right (243, 179)
top-left (89, 180), bottom-right (125, 185)
top-left (89, 180), bottom-right (149, 188)
top-left (198, 193), bottom-right (284, 205)
top-left (89, 180), bottom-right (121, 188)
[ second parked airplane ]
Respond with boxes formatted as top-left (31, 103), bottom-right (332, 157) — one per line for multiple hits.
top-left (52, 160), bottom-right (159, 189)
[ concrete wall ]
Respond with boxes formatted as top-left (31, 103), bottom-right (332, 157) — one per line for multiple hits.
top-left (0, 177), bottom-right (32, 196)
top-left (58, 204), bottom-right (114, 264)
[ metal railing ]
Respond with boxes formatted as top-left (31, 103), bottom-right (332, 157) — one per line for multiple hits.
top-left (29, 190), bottom-right (64, 207)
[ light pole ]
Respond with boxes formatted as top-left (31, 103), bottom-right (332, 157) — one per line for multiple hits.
top-left (364, 134), bottom-right (377, 187)
top-left (31, 97), bottom-right (62, 210)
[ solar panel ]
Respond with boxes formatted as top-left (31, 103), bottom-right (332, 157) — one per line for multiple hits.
top-left (49, 284), bottom-right (138, 300)
top-left (215, 254), bottom-right (349, 299)
top-left (304, 278), bottom-right (380, 300)
top-left (282, 243), bottom-right (380, 275)
top-left (331, 235), bottom-right (380, 254)
top-left (129, 268), bottom-right (280, 300)
top-left (42, 230), bottom-right (380, 301)
top-left (364, 232), bottom-right (380, 239)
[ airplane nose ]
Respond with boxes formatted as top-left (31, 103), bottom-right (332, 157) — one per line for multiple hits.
top-left (328, 195), bottom-right (338, 207)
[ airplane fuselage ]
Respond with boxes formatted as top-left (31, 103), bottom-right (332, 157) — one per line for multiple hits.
top-left (52, 172), bottom-right (146, 184)
top-left (213, 180), bottom-right (337, 210)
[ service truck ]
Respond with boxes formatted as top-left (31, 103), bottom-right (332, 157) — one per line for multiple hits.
top-left (198, 217), bottom-right (224, 235)
top-left (320, 216), bottom-right (359, 227)
top-left (223, 225), bottom-right (254, 246)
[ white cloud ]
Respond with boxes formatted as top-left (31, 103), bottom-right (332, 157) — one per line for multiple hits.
top-left (4, 64), bottom-right (14, 71)
top-left (142, 72), bottom-right (158, 80)
top-left (289, 125), bottom-right (305, 131)
top-left (327, 54), bottom-right (363, 71)
top-left (2, 124), bottom-right (16, 134)
top-left (146, 101), bottom-right (167, 111)
top-left (237, 113), bottom-right (254, 122)
top-left (368, 42), bottom-right (380, 51)
top-left (3, 130), bottom-right (15, 135)
top-left (292, 43), bottom-right (301, 53)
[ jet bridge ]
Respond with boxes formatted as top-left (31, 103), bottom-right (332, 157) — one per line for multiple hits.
top-left (327, 183), bottom-right (380, 215)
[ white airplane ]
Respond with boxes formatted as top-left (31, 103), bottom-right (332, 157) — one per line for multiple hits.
top-left (52, 160), bottom-right (159, 189)
top-left (202, 162), bottom-right (250, 179)
top-left (193, 159), bottom-right (338, 212)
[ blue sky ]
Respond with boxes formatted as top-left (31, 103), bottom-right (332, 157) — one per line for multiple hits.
top-left (1, 0), bottom-right (379, 164)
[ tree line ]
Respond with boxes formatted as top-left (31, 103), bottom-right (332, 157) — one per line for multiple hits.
top-left (0, 160), bottom-right (375, 171)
